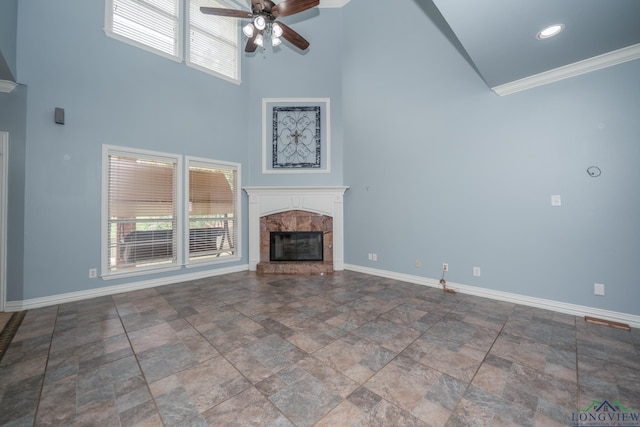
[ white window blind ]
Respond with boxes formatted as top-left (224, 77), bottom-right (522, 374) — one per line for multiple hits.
top-left (105, 0), bottom-right (240, 83)
top-left (106, 150), bottom-right (179, 274)
top-left (187, 159), bottom-right (238, 263)
top-left (106, 0), bottom-right (182, 60)
top-left (187, 0), bottom-right (240, 82)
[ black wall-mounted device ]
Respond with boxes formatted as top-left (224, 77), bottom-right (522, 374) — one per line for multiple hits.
top-left (54, 107), bottom-right (65, 125)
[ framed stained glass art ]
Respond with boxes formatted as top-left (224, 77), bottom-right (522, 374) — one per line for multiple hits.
top-left (262, 98), bottom-right (331, 174)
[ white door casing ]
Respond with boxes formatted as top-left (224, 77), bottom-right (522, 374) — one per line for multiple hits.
top-left (0, 132), bottom-right (8, 312)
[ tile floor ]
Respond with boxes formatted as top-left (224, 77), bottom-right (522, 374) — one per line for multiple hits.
top-left (0, 271), bottom-right (638, 426)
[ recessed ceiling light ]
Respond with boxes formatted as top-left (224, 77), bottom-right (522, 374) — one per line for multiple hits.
top-left (537, 24), bottom-right (564, 40)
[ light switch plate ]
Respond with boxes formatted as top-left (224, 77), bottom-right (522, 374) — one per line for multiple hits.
top-left (594, 283), bottom-right (605, 296)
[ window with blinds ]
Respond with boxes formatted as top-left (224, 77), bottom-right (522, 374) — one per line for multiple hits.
top-left (106, 0), bottom-right (182, 60)
top-left (187, 158), bottom-right (239, 263)
top-left (105, 148), bottom-right (180, 275)
top-left (105, 0), bottom-right (240, 83)
top-left (187, 0), bottom-right (240, 82)
top-left (102, 147), bottom-right (240, 277)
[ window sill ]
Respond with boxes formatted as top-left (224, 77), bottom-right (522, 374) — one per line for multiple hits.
top-left (101, 265), bottom-right (182, 281)
top-left (185, 255), bottom-right (241, 269)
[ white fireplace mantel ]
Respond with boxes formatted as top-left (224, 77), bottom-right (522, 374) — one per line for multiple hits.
top-left (243, 186), bottom-right (349, 271)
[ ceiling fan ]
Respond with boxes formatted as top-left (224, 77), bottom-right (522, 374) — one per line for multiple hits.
top-left (200, 0), bottom-right (319, 52)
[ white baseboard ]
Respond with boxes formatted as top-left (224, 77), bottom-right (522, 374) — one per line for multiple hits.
top-left (4, 264), bottom-right (249, 312)
top-left (7, 263), bottom-right (638, 329)
top-left (344, 264), bottom-right (640, 329)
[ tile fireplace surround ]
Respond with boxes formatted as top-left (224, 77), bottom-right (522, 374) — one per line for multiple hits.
top-left (243, 187), bottom-right (348, 274)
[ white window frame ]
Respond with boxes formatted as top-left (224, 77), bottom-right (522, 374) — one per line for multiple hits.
top-left (104, 0), bottom-right (184, 63)
top-left (185, 156), bottom-right (241, 266)
top-left (105, 0), bottom-right (241, 84)
top-left (101, 145), bottom-right (184, 279)
top-left (101, 146), bottom-right (242, 278)
top-left (186, 0), bottom-right (241, 84)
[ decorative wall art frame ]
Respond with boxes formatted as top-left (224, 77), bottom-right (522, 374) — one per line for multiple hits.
top-left (262, 98), bottom-right (331, 174)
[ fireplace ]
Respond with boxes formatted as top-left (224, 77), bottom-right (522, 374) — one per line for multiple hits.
top-left (243, 186), bottom-right (348, 274)
top-left (270, 232), bottom-right (323, 262)
top-left (258, 210), bottom-right (333, 274)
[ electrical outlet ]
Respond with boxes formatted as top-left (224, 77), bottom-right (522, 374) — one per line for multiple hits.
top-left (442, 263), bottom-right (448, 272)
top-left (415, 259), bottom-right (421, 268)
top-left (368, 253), bottom-right (373, 261)
top-left (372, 253), bottom-right (378, 261)
top-left (89, 268), bottom-right (97, 278)
top-left (473, 266), bottom-right (481, 277)
top-left (594, 283), bottom-right (605, 296)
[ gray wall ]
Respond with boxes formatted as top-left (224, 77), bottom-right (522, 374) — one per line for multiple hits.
top-left (13, 0), bottom-right (252, 299)
top-left (3, 0), bottom-right (345, 301)
top-left (342, 0), bottom-right (640, 315)
top-left (245, 7), bottom-right (344, 187)
top-left (2, 0), bottom-right (639, 318)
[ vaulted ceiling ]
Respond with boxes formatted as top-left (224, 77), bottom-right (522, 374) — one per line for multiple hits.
top-left (4, 0), bottom-right (639, 96)
top-left (420, 0), bottom-right (640, 94)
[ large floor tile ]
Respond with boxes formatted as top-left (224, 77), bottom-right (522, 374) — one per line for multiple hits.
top-left (0, 271), bottom-right (638, 426)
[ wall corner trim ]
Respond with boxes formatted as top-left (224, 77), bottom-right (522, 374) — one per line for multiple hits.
top-left (344, 264), bottom-right (640, 329)
top-left (0, 80), bottom-right (18, 94)
top-left (492, 43), bottom-right (640, 96)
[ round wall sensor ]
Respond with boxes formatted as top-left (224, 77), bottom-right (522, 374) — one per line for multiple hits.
top-left (587, 166), bottom-right (601, 177)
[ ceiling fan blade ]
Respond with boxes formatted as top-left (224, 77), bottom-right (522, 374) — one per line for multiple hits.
top-left (251, 0), bottom-right (265, 12)
top-left (245, 32), bottom-right (260, 53)
top-left (261, 0), bottom-right (276, 13)
top-left (272, 0), bottom-right (319, 17)
top-left (200, 7), bottom-right (253, 18)
top-left (277, 21), bottom-right (310, 50)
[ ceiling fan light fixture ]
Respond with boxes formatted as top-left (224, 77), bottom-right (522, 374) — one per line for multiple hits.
top-left (254, 15), bottom-right (267, 31)
top-left (272, 23), bottom-right (283, 38)
top-left (537, 24), bottom-right (564, 40)
top-left (199, 0), bottom-right (317, 52)
top-left (243, 23), bottom-right (255, 38)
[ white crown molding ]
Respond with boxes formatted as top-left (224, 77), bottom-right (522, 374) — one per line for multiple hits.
top-left (492, 43), bottom-right (640, 96)
top-left (0, 80), bottom-right (17, 93)
top-left (344, 263), bottom-right (640, 328)
top-left (3, 264), bottom-right (248, 311)
top-left (319, 0), bottom-right (351, 7)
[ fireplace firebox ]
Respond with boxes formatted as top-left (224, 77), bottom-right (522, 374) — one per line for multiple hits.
top-left (256, 209), bottom-right (334, 274)
top-left (270, 232), bottom-right (323, 262)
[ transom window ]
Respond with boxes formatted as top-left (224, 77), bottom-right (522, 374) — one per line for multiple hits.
top-left (105, 0), bottom-right (240, 83)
